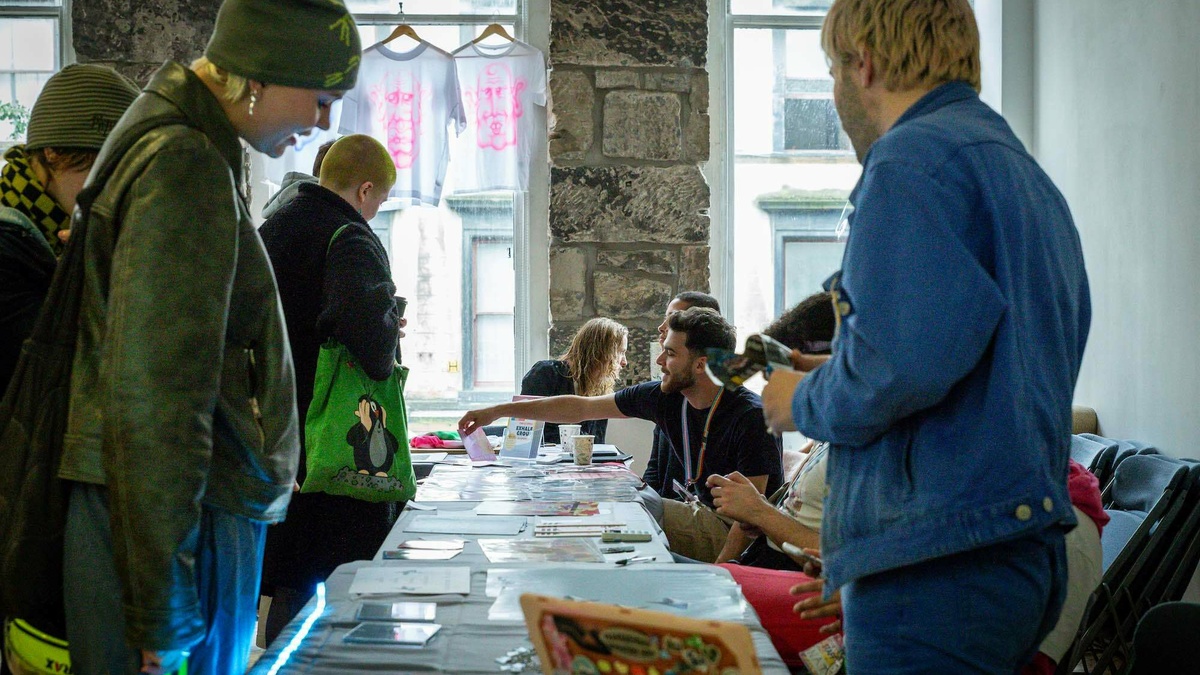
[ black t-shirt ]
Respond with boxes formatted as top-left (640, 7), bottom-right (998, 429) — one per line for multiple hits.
top-left (615, 382), bottom-right (782, 507)
top-left (520, 359), bottom-right (608, 445)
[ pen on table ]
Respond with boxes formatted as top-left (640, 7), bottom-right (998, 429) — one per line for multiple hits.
top-left (614, 555), bottom-right (656, 566)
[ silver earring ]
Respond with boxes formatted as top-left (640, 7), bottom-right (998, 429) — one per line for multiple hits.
top-left (248, 90), bottom-right (258, 116)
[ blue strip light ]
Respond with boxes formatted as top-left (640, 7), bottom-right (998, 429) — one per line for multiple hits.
top-left (265, 582), bottom-right (326, 675)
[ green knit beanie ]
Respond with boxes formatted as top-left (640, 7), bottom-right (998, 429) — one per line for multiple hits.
top-left (25, 64), bottom-right (140, 152)
top-left (205, 0), bottom-right (362, 91)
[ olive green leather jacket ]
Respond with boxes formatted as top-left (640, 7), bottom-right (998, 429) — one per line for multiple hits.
top-left (58, 62), bottom-right (300, 651)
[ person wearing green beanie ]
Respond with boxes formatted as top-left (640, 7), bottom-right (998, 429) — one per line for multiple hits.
top-left (52, 1), bottom-right (363, 674)
top-left (0, 62), bottom-right (137, 675)
top-left (0, 63), bottom-right (139, 392)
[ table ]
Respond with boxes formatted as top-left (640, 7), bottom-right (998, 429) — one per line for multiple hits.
top-left (249, 464), bottom-right (789, 674)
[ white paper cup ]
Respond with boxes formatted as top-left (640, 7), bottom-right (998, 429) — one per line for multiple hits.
top-left (559, 424), bottom-right (582, 452)
top-left (572, 434), bottom-right (595, 465)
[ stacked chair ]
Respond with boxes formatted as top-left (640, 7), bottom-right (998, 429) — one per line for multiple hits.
top-left (1057, 438), bottom-right (1200, 674)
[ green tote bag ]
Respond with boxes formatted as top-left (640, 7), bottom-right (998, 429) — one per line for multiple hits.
top-left (302, 341), bottom-right (416, 502)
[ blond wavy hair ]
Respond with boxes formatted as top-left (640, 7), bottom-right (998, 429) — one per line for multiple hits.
top-left (190, 57), bottom-right (251, 103)
top-left (821, 0), bottom-right (981, 93)
top-left (561, 318), bottom-right (629, 397)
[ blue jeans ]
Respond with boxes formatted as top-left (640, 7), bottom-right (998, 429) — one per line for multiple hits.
top-left (841, 528), bottom-right (1067, 674)
top-left (63, 483), bottom-right (265, 675)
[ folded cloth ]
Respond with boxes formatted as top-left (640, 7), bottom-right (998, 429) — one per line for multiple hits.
top-left (410, 433), bottom-right (465, 449)
top-left (410, 435), bottom-right (447, 449)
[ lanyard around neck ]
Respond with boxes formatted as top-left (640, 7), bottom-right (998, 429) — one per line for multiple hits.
top-left (680, 388), bottom-right (724, 486)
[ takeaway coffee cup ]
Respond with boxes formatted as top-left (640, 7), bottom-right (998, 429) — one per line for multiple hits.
top-left (572, 434), bottom-right (595, 465)
top-left (559, 424), bottom-right (582, 452)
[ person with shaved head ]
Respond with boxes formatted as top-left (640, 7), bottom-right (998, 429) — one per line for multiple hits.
top-left (258, 133), bottom-right (404, 644)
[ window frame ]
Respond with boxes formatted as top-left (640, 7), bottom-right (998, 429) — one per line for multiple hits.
top-left (0, 0), bottom-right (73, 149)
top-left (346, 0), bottom-right (550, 398)
top-left (708, 2), bottom-right (830, 323)
top-left (711, 0), bottom-right (1005, 322)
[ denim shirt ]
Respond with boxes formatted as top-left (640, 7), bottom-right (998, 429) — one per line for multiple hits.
top-left (792, 82), bottom-right (1091, 590)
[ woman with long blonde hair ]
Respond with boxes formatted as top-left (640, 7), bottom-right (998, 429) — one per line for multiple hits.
top-left (521, 317), bottom-right (628, 444)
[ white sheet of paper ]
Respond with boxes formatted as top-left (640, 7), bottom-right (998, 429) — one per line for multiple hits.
top-left (410, 452), bottom-right (448, 463)
top-left (405, 514), bottom-right (527, 536)
top-left (348, 566), bottom-right (472, 596)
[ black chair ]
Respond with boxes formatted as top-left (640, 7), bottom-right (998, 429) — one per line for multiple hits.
top-left (1058, 454), bottom-right (1189, 675)
top-left (1128, 601), bottom-right (1200, 674)
top-left (1112, 462), bottom-right (1200, 624)
top-left (1146, 460), bottom-right (1200, 605)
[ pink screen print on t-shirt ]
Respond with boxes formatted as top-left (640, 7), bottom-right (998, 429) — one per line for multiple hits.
top-left (369, 72), bottom-right (428, 169)
top-left (464, 62), bottom-right (527, 151)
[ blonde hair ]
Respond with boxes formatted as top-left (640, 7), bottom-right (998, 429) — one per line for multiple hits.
top-left (821, 0), bottom-right (981, 93)
top-left (190, 57), bottom-right (251, 103)
top-left (319, 134), bottom-right (397, 194)
top-left (561, 318), bottom-right (629, 397)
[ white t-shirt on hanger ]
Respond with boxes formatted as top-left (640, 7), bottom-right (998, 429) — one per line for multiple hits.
top-left (340, 40), bottom-right (465, 206)
top-left (453, 40), bottom-right (547, 193)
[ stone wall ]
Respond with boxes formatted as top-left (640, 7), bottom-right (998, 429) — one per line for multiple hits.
top-left (549, 0), bottom-right (710, 385)
top-left (73, 0), bottom-right (220, 84)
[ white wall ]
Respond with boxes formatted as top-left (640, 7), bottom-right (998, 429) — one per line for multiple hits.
top-left (604, 417), bottom-right (656, 475)
top-left (1032, 0), bottom-right (1200, 458)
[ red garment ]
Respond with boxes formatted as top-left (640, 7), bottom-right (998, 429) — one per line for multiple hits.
top-left (410, 434), bottom-right (447, 449)
top-left (717, 564), bottom-right (838, 666)
top-left (1068, 458), bottom-right (1109, 535)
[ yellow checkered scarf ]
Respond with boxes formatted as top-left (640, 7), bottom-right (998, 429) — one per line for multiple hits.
top-left (1, 145), bottom-right (70, 254)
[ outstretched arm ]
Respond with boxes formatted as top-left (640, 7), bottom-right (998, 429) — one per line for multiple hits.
top-left (458, 394), bottom-right (626, 436)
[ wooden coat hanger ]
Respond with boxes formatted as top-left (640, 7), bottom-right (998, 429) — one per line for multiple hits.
top-left (383, 23), bottom-right (421, 45)
top-left (382, 2), bottom-right (421, 45)
top-left (472, 23), bottom-right (514, 44)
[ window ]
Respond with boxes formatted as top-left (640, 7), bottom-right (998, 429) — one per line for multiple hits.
top-left (713, 0), bottom-right (859, 348)
top-left (447, 192), bottom-right (516, 394)
top-left (252, 0), bottom-right (548, 432)
top-left (0, 0), bottom-right (68, 146)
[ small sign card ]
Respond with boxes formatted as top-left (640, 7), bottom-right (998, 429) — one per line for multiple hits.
top-left (500, 395), bottom-right (544, 459)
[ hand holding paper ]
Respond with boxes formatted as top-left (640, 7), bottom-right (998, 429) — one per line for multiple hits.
top-left (705, 333), bottom-right (797, 391)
